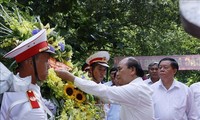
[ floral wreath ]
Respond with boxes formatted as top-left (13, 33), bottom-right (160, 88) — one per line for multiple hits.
top-left (0, 4), bottom-right (104, 120)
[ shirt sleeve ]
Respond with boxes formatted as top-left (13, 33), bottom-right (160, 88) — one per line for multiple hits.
top-left (0, 62), bottom-right (31, 93)
top-left (189, 84), bottom-right (200, 119)
top-left (0, 62), bottom-right (13, 94)
top-left (74, 77), bottom-right (147, 107)
top-left (186, 86), bottom-right (200, 120)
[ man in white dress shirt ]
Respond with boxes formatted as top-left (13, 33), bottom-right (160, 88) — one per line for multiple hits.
top-left (0, 29), bottom-right (54, 120)
top-left (151, 57), bottom-right (199, 120)
top-left (144, 62), bottom-right (160, 86)
top-left (190, 82), bottom-right (200, 117)
top-left (55, 57), bottom-right (155, 120)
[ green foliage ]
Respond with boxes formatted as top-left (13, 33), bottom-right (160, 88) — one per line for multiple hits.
top-left (2, 0), bottom-right (200, 84)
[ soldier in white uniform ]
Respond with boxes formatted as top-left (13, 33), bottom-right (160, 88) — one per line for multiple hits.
top-left (0, 29), bottom-right (54, 120)
top-left (85, 51), bottom-right (110, 119)
top-left (86, 51), bottom-right (110, 84)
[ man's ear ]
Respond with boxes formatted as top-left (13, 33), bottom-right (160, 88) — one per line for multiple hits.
top-left (130, 67), bottom-right (136, 75)
top-left (173, 69), bottom-right (177, 75)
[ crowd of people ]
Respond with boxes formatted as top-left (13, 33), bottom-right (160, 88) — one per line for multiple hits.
top-left (1, 0), bottom-right (200, 119)
top-left (80, 51), bottom-right (200, 120)
top-left (0, 29), bottom-right (200, 120)
top-left (57, 52), bottom-right (200, 120)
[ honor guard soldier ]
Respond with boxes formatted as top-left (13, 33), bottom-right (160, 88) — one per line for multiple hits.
top-left (86, 51), bottom-right (110, 84)
top-left (0, 29), bottom-right (54, 120)
top-left (85, 51), bottom-right (110, 119)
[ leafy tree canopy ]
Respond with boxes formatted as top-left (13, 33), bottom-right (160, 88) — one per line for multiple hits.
top-left (1, 0), bottom-right (200, 84)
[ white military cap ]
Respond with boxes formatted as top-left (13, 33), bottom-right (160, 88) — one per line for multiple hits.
top-left (4, 29), bottom-right (52, 63)
top-left (86, 51), bottom-right (110, 67)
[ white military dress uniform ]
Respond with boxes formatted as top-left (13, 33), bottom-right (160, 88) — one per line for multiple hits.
top-left (86, 51), bottom-right (110, 120)
top-left (0, 29), bottom-right (54, 120)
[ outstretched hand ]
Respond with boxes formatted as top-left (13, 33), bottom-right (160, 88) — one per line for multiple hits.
top-left (55, 69), bottom-right (75, 82)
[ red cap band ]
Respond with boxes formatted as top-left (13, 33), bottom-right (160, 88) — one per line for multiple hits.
top-left (89, 57), bottom-right (107, 65)
top-left (15, 41), bottom-right (48, 63)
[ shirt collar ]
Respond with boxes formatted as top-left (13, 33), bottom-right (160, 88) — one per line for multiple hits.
top-left (16, 73), bottom-right (32, 83)
top-left (158, 79), bottom-right (180, 91)
top-left (16, 73), bottom-right (41, 95)
top-left (146, 78), bottom-right (154, 85)
top-left (130, 77), bottom-right (143, 83)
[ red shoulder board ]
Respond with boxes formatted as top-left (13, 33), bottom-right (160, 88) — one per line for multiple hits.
top-left (26, 90), bottom-right (40, 109)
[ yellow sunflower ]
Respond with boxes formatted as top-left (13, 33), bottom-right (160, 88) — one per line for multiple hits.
top-left (64, 83), bottom-right (76, 99)
top-left (74, 90), bottom-right (86, 103)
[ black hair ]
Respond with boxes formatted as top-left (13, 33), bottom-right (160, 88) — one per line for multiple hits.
top-left (82, 63), bottom-right (89, 71)
top-left (126, 57), bottom-right (144, 77)
top-left (90, 62), bottom-right (99, 69)
top-left (109, 67), bottom-right (117, 74)
top-left (158, 57), bottom-right (179, 70)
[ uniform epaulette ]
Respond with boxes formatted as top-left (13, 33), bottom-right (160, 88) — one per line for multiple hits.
top-left (26, 90), bottom-right (40, 109)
